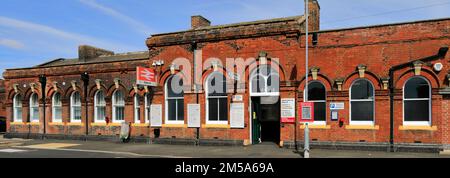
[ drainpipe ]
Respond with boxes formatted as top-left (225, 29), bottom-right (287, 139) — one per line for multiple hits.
top-left (388, 46), bottom-right (448, 152)
top-left (38, 75), bottom-right (47, 139)
top-left (192, 41), bottom-right (200, 145)
top-left (81, 72), bottom-right (90, 139)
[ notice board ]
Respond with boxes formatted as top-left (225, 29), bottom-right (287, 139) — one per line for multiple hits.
top-left (150, 104), bottom-right (162, 127)
top-left (188, 104), bottom-right (201, 128)
top-left (230, 103), bottom-right (245, 128)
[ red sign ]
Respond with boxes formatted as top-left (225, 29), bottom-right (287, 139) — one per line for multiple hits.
top-left (299, 102), bottom-right (314, 123)
top-left (281, 98), bottom-right (296, 123)
top-left (136, 67), bottom-right (157, 86)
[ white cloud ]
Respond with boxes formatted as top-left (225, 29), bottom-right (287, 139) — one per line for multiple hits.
top-left (78, 0), bottom-right (152, 36)
top-left (0, 39), bottom-right (25, 49)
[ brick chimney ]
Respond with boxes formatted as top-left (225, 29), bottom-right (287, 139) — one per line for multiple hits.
top-left (307, 0), bottom-right (320, 31)
top-left (78, 45), bottom-right (114, 62)
top-left (191, 15), bottom-right (211, 29)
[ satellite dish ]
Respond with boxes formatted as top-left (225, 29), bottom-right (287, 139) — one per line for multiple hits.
top-left (433, 63), bottom-right (443, 72)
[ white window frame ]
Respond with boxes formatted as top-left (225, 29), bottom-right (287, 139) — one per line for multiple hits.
top-left (165, 75), bottom-right (184, 125)
top-left (52, 92), bottom-right (62, 122)
top-left (94, 90), bottom-right (106, 123)
top-left (29, 93), bottom-right (39, 123)
top-left (205, 72), bottom-right (228, 125)
top-left (134, 94), bottom-right (141, 123)
top-left (249, 65), bottom-right (280, 97)
top-left (349, 79), bottom-right (375, 126)
top-left (112, 90), bottom-right (125, 123)
top-left (145, 93), bottom-right (150, 123)
top-left (70, 91), bottom-right (82, 123)
top-left (304, 81), bottom-right (327, 125)
top-left (402, 76), bottom-right (431, 126)
top-left (13, 94), bottom-right (22, 122)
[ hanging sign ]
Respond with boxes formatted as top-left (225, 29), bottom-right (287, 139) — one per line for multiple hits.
top-left (299, 102), bottom-right (314, 123)
top-left (137, 67), bottom-right (157, 86)
top-left (281, 98), bottom-right (296, 123)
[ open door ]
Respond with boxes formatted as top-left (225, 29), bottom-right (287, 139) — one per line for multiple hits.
top-left (251, 97), bottom-right (281, 144)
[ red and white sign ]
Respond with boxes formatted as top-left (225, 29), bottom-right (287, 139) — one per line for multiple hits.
top-left (299, 102), bottom-right (314, 123)
top-left (136, 67), bottom-right (157, 86)
top-left (281, 98), bottom-right (296, 123)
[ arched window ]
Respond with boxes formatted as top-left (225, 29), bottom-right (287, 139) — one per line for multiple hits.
top-left (112, 90), bottom-right (125, 123)
top-left (350, 79), bottom-right (375, 125)
top-left (145, 93), bottom-right (151, 123)
top-left (306, 81), bottom-right (326, 124)
top-left (52, 92), bottom-right (62, 122)
top-left (29, 93), bottom-right (39, 122)
top-left (165, 75), bottom-right (184, 124)
top-left (13, 94), bottom-right (22, 122)
top-left (403, 77), bottom-right (431, 126)
top-left (250, 65), bottom-right (280, 96)
top-left (94, 90), bottom-right (106, 123)
top-left (134, 94), bottom-right (141, 123)
top-left (206, 72), bottom-right (228, 124)
top-left (71, 91), bottom-right (82, 122)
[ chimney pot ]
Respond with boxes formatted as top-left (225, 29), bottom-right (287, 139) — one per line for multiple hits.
top-left (191, 15), bottom-right (211, 29)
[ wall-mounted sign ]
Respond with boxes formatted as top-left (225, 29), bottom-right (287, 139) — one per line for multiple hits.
top-left (331, 110), bottom-right (338, 121)
top-left (230, 103), bottom-right (245, 128)
top-left (150, 104), bottom-right (162, 127)
top-left (281, 98), bottom-right (296, 123)
top-left (137, 67), bottom-right (157, 86)
top-left (330, 102), bottom-right (345, 110)
top-left (188, 104), bottom-right (201, 128)
top-left (299, 102), bottom-right (314, 123)
top-left (232, 95), bottom-right (243, 102)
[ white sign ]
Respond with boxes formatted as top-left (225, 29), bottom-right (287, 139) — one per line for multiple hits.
top-left (230, 103), bottom-right (245, 128)
top-left (150, 105), bottom-right (162, 127)
top-left (232, 95), bottom-right (243, 102)
top-left (188, 104), bottom-right (201, 128)
top-left (330, 102), bottom-right (345, 110)
top-left (280, 98), bottom-right (296, 123)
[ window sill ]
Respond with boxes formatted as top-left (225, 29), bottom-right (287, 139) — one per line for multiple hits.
top-left (26, 122), bottom-right (41, 126)
top-left (300, 125), bottom-right (331, 129)
top-left (399, 126), bottom-right (437, 131)
top-left (345, 125), bottom-right (379, 130)
top-left (10, 122), bottom-right (25, 125)
top-left (202, 124), bottom-right (230, 129)
top-left (67, 123), bottom-right (84, 126)
top-left (132, 123), bottom-right (150, 127)
top-left (162, 124), bottom-right (188, 128)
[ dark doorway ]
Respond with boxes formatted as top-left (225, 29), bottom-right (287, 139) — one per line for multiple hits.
top-left (0, 117), bottom-right (6, 133)
top-left (251, 97), bottom-right (280, 144)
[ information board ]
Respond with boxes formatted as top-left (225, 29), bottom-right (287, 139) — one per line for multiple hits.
top-left (281, 98), bottom-right (296, 123)
top-left (187, 104), bottom-right (201, 128)
top-left (230, 103), bottom-right (245, 128)
top-left (150, 104), bottom-right (162, 127)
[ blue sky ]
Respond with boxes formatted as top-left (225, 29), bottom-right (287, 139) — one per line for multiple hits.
top-left (1, 0), bottom-right (450, 77)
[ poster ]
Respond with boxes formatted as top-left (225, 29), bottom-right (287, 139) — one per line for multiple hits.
top-left (150, 104), bottom-right (162, 127)
top-left (281, 98), bottom-right (295, 123)
top-left (230, 103), bottom-right (245, 128)
top-left (187, 104), bottom-right (201, 128)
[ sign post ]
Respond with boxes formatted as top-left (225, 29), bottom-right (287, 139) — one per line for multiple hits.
top-left (299, 102), bottom-right (314, 158)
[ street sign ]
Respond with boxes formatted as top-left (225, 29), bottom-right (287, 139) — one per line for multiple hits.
top-left (136, 67), bottom-right (157, 86)
top-left (330, 102), bottom-right (345, 110)
top-left (299, 102), bottom-right (314, 123)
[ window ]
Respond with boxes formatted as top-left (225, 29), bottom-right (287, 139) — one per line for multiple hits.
top-left (112, 90), bottom-right (125, 123)
top-left (29, 93), bottom-right (39, 122)
top-left (165, 75), bottom-right (184, 124)
top-left (206, 73), bottom-right (228, 124)
top-left (52, 92), bottom-right (62, 122)
top-left (145, 93), bottom-right (151, 123)
top-left (71, 91), bottom-right (82, 122)
top-left (250, 65), bottom-right (280, 96)
top-left (134, 94), bottom-right (141, 123)
top-left (350, 79), bottom-right (375, 125)
top-left (403, 77), bottom-right (431, 126)
top-left (13, 94), bottom-right (22, 122)
top-left (306, 81), bottom-right (326, 125)
top-left (94, 90), bottom-right (106, 123)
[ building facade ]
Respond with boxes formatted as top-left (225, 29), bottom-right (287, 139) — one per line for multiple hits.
top-left (3, 0), bottom-right (450, 151)
top-left (0, 79), bottom-right (6, 132)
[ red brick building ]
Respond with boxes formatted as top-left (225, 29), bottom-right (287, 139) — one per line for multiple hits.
top-left (3, 0), bottom-right (450, 151)
top-left (0, 79), bottom-right (6, 132)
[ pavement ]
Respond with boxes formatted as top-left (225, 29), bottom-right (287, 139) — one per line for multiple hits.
top-left (1, 134), bottom-right (449, 158)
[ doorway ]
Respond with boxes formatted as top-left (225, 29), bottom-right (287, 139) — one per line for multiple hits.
top-left (251, 97), bottom-right (280, 144)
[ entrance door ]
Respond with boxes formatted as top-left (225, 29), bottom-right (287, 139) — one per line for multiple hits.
top-left (251, 97), bottom-right (280, 144)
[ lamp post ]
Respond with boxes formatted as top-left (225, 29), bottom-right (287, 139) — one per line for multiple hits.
top-left (304, 0), bottom-right (310, 159)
